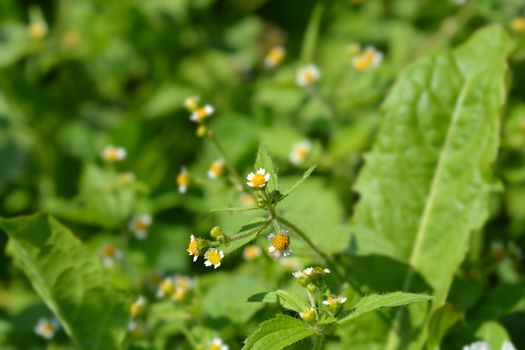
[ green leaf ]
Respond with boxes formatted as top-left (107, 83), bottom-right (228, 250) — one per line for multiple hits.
top-left (243, 313), bottom-right (316, 350)
top-left (351, 25), bottom-right (511, 345)
top-left (210, 206), bottom-right (261, 212)
top-left (248, 289), bottom-right (310, 313)
top-left (475, 322), bottom-right (511, 350)
top-left (427, 303), bottom-right (461, 349)
top-left (201, 273), bottom-right (267, 324)
top-left (281, 165), bottom-right (316, 200)
top-left (301, 2), bottom-right (324, 63)
top-left (255, 144), bottom-right (278, 191)
top-left (337, 292), bottom-right (433, 325)
top-left (0, 214), bottom-right (128, 350)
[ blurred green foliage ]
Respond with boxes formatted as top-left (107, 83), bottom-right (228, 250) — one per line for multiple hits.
top-left (1, 0), bottom-right (525, 349)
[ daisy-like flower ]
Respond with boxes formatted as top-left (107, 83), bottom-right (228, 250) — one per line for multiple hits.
top-left (208, 159), bottom-right (225, 179)
top-left (190, 104), bottom-right (214, 123)
top-left (99, 243), bottom-right (123, 267)
top-left (204, 248), bottom-right (224, 269)
top-left (289, 140), bottom-right (312, 165)
top-left (129, 214), bottom-right (152, 240)
top-left (264, 46), bottom-right (286, 69)
top-left (27, 21), bottom-right (48, 40)
top-left (130, 295), bottom-right (146, 317)
top-left (352, 46), bottom-right (383, 72)
top-left (128, 320), bottom-right (143, 336)
top-left (101, 145), bottom-right (127, 163)
top-left (119, 171), bottom-right (136, 185)
top-left (323, 295), bottom-right (347, 306)
top-left (177, 166), bottom-right (190, 193)
top-left (172, 275), bottom-right (193, 302)
top-left (296, 64), bottom-right (321, 87)
top-left (463, 341), bottom-right (491, 350)
top-left (207, 337), bottom-right (229, 350)
top-left (267, 231), bottom-right (291, 257)
top-left (511, 16), bottom-right (525, 33)
top-left (184, 96), bottom-right (200, 112)
top-left (299, 308), bottom-right (317, 322)
top-left (243, 245), bottom-right (262, 261)
top-left (34, 318), bottom-right (59, 340)
top-left (156, 277), bottom-right (174, 298)
top-left (246, 168), bottom-right (270, 189)
top-left (187, 234), bottom-right (201, 262)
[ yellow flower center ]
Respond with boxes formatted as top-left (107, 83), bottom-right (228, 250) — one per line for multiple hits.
top-left (300, 308), bottom-right (316, 321)
top-left (185, 97), bottom-right (199, 112)
top-left (303, 70), bottom-right (317, 84)
top-left (512, 17), bottom-right (525, 33)
top-left (63, 31), bottom-right (80, 48)
top-left (133, 220), bottom-right (149, 232)
top-left (243, 245), bottom-right (261, 260)
top-left (104, 148), bottom-right (120, 162)
top-left (267, 47), bottom-right (284, 65)
top-left (193, 107), bottom-right (210, 122)
top-left (354, 51), bottom-right (376, 71)
top-left (173, 288), bottom-right (188, 302)
top-left (130, 303), bottom-right (143, 316)
top-left (271, 233), bottom-right (290, 251)
top-left (250, 173), bottom-right (267, 188)
top-left (102, 245), bottom-right (116, 257)
top-left (206, 250), bottom-right (222, 265)
top-left (326, 296), bottom-right (336, 304)
top-left (294, 146), bottom-right (309, 161)
top-left (187, 239), bottom-right (199, 255)
top-left (210, 162), bottom-right (224, 177)
top-left (40, 322), bottom-right (54, 335)
top-left (28, 22), bottom-right (47, 40)
top-left (208, 345), bottom-right (221, 350)
top-left (177, 172), bottom-right (189, 187)
top-left (159, 280), bottom-right (173, 295)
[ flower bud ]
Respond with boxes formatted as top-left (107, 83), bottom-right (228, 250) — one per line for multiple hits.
top-left (299, 307), bottom-right (317, 322)
top-left (196, 125), bottom-right (208, 138)
top-left (306, 283), bottom-right (317, 293)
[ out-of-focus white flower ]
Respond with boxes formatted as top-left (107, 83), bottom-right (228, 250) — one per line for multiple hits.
top-left (177, 167), bottom-right (190, 193)
top-left (207, 337), bottom-right (229, 350)
top-left (296, 64), bottom-right (321, 87)
top-left (289, 140), bottom-right (312, 165)
top-left (352, 46), bottom-right (383, 71)
top-left (99, 243), bottom-right (123, 267)
top-left (34, 318), bottom-right (59, 340)
top-left (101, 145), bottom-right (126, 163)
top-left (264, 46), bottom-right (286, 69)
top-left (129, 214), bottom-right (152, 240)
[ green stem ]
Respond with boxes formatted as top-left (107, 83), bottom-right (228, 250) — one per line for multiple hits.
top-left (209, 132), bottom-right (254, 196)
top-left (312, 335), bottom-right (325, 350)
top-left (180, 325), bottom-right (199, 349)
top-left (229, 220), bottom-right (271, 241)
top-left (275, 215), bottom-right (344, 283)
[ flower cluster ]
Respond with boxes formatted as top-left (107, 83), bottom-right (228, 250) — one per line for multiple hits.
top-left (184, 96), bottom-right (215, 137)
top-left (156, 275), bottom-right (194, 302)
top-left (206, 337), bottom-right (229, 350)
top-left (264, 46), bottom-right (286, 69)
top-left (130, 295), bottom-right (146, 317)
top-left (101, 145), bottom-right (127, 163)
top-left (187, 234), bottom-right (225, 269)
top-left (292, 266), bottom-right (331, 285)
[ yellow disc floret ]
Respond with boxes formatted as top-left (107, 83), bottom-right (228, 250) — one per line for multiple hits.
top-left (204, 248), bottom-right (224, 269)
top-left (271, 233), bottom-right (290, 251)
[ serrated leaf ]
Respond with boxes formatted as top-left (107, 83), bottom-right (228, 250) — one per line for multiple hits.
top-left (248, 289), bottom-right (310, 313)
top-left (243, 313), bottom-right (316, 350)
top-left (338, 292), bottom-right (433, 325)
top-left (351, 25), bottom-right (511, 346)
top-left (281, 165), bottom-right (316, 200)
top-left (0, 214), bottom-right (128, 350)
top-left (255, 144), bottom-right (278, 191)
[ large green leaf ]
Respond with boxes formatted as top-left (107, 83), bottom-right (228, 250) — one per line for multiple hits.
top-left (0, 214), bottom-right (129, 350)
top-left (248, 289), bottom-right (310, 313)
top-left (338, 292), bottom-right (432, 325)
top-left (243, 313), bottom-right (316, 350)
top-left (351, 25), bottom-right (511, 347)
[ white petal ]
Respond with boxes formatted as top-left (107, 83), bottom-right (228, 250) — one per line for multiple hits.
top-left (247, 173), bottom-right (255, 180)
top-left (204, 260), bottom-right (212, 266)
top-left (214, 262), bottom-right (221, 269)
top-left (192, 255), bottom-right (198, 262)
top-left (264, 173), bottom-right (270, 181)
top-left (268, 246), bottom-right (276, 253)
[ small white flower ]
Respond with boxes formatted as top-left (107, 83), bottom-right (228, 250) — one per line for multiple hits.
top-left (208, 159), bottom-right (225, 179)
top-left (243, 245), bottom-right (262, 261)
top-left (246, 168), bottom-right (270, 189)
top-left (156, 277), bottom-right (174, 298)
top-left (177, 166), bottom-right (190, 193)
top-left (296, 64), bottom-right (321, 87)
top-left (289, 140), bottom-right (311, 165)
top-left (34, 318), bottom-right (59, 340)
top-left (101, 145), bottom-right (126, 163)
top-left (207, 337), bottom-right (229, 350)
top-left (130, 295), bottom-right (146, 317)
top-left (187, 234), bottom-right (200, 262)
top-left (264, 46), bottom-right (286, 69)
top-left (190, 104), bottom-right (214, 123)
top-left (204, 248), bottom-right (224, 269)
top-left (322, 295), bottom-right (347, 305)
top-left (99, 243), bottom-right (123, 267)
top-left (352, 46), bottom-right (383, 71)
top-left (463, 341), bottom-right (491, 350)
top-left (129, 214), bottom-right (152, 240)
top-left (267, 231), bottom-right (291, 258)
